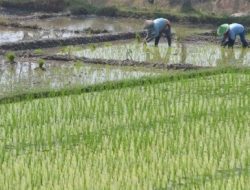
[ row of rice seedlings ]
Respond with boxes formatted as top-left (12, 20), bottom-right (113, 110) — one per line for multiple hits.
top-left (0, 73), bottom-right (249, 189)
top-left (64, 41), bottom-right (250, 66)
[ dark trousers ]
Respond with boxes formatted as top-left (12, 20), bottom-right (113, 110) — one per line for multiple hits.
top-left (239, 31), bottom-right (248, 47)
top-left (154, 29), bottom-right (172, 47)
top-left (155, 36), bottom-right (161, 46)
top-left (223, 31), bottom-right (249, 48)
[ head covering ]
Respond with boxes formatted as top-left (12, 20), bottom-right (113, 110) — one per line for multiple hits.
top-left (217, 24), bottom-right (230, 36)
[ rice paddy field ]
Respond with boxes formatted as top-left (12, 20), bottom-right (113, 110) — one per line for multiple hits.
top-left (54, 41), bottom-right (250, 67)
top-left (0, 68), bottom-right (249, 189)
top-left (1, 11), bottom-right (250, 190)
top-left (0, 57), bottom-right (158, 98)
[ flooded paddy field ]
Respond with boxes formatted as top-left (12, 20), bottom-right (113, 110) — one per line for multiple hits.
top-left (0, 55), bottom-right (160, 98)
top-left (21, 16), bottom-right (144, 32)
top-left (0, 12), bottom-right (249, 100)
top-left (50, 40), bottom-right (250, 67)
top-left (0, 25), bottom-right (81, 44)
top-left (22, 15), bottom-right (212, 34)
top-left (0, 8), bottom-right (250, 190)
top-left (0, 13), bottom-right (213, 44)
top-left (0, 13), bottom-right (249, 98)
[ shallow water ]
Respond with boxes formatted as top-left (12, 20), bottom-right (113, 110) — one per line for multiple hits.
top-left (24, 15), bottom-right (212, 34)
top-left (22, 16), bottom-right (145, 32)
top-left (63, 41), bottom-right (250, 67)
top-left (0, 56), bottom-right (159, 97)
top-left (0, 26), bottom-right (80, 45)
top-left (0, 14), bottom-right (212, 44)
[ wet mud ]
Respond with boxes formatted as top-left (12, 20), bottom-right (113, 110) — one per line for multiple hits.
top-left (0, 20), bottom-right (109, 34)
top-left (183, 31), bottom-right (217, 43)
top-left (183, 31), bottom-right (249, 46)
top-left (0, 30), bottom-right (219, 52)
top-left (0, 31), bottom-right (146, 51)
top-left (0, 21), bottom-right (41, 30)
top-left (31, 54), bottom-right (207, 71)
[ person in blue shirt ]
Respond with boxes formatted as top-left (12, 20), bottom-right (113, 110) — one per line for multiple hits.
top-left (217, 23), bottom-right (249, 48)
top-left (144, 18), bottom-right (172, 47)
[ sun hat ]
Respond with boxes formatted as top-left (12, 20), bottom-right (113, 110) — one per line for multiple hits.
top-left (217, 24), bottom-right (229, 36)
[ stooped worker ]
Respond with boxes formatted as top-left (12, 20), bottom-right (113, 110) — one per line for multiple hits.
top-left (217, 23), bottom-right (249, 48)
top-left (144, 18), bottom-right (172, 47)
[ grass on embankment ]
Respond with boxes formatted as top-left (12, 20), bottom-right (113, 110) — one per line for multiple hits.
top-left (0, 67), bottom-right (249, 189)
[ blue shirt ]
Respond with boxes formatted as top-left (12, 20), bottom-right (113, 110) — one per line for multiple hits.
top-left (153, 18), bottom-right (168, 37)
top-left (229, 23), bottom-right (245, 40)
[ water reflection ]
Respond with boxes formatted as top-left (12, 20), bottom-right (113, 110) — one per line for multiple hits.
top-left (179, 43), bottom-right (187, 64)
top-left (0, 57), bottom-right (157, 98)
top-left (23, 16), bottom-right (144, 32)
top-left (144, 45), bottom-right (172, 63)
top-left (1, 15), bottom-right (212, 45)
top-left (217, 48), bottom-right (247, 65)
top-left (0, 26), bottom-right (79, 44)
top-left (68, 41), bottom-right (250, 66)
top-left (0, 30), bottom-right (24, 44)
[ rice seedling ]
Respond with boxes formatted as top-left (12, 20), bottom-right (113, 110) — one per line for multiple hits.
top-left (5, 52), bottom-right (16, 64)
top-left (38, 59), bottom-right (46, 70)
top-left (0, 70), bottom-right (249, 189)
top-left (89, 44), bottom-right (97, 52)
top-left (62, 42), bottom-right (250, 66)
top-left (34, 49), bottom-right (44, 55)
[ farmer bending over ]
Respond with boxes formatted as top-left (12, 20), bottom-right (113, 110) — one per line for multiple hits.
top-left (217, 23), bottom-right (249, 48)
top-left (144, 18), bottom-right (172, 47)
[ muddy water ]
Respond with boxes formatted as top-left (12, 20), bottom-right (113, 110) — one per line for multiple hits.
top-left (64, 41), bottom-right (250, 67)
top-left (0, 26), bottom-right (26, 44)
top-left (0, 56), bottom-right (159, 98)
top-left (0, 26), bottom-right (80, 45)
top-left (1, 14), bottom-right (212, 45)
top-left (24, 15), bottom-right (212, 33)
top-left (23, 16), bottom-right (144, 32)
